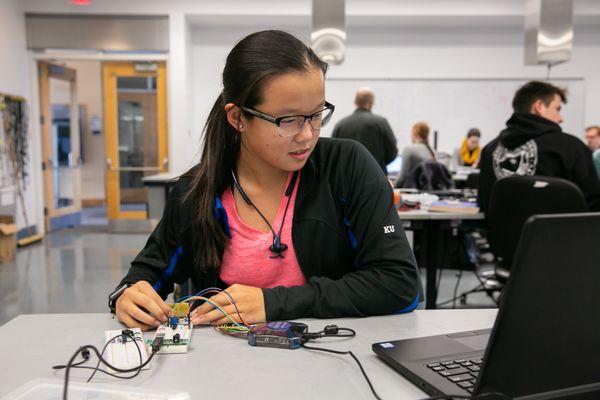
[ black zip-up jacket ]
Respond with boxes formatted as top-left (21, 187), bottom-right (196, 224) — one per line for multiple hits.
top-left (478, 113), bottom-right (600, 214)
top-left (116, 138), bottom-right (422, 320)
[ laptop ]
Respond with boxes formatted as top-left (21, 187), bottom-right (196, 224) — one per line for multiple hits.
top-left (373, 213), bottom-right (600, 399)
top-left (386, 155), bottom-right (403, 179)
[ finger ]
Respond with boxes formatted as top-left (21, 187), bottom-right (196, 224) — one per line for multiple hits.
top-left (192, 304), bottom-right (236, 324)
top-left (132, 291), bottom-right (169, 323)
top-left (137, 283), bottom-right (172, 317)
top-left (130, 290), bottom-right (168, 323)
top-left (118, 311), bottom-right (153, 332)
top-left (192, 304), bottom-right (237, 325)
top-left (126, 301), bottom-right (162, 327)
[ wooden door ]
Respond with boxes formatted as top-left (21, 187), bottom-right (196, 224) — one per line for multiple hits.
top-left (102, 62), bottom-right (168, 220)
top-left (38, 61), bottom-right (82, 232)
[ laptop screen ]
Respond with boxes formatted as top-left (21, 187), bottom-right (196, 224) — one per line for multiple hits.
top-left (476, 213), bottom-right (600, 399)
top-left (386, 155), bottom-right (402, 174)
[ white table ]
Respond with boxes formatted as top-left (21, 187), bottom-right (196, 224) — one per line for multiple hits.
top-left (0, 310), bottom-right (496, 399)
top-left (398, 210), bottom-right (484, 220)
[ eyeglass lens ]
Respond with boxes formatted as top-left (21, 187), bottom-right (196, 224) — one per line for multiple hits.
top-left (278, 108), bottom-right (333, 137)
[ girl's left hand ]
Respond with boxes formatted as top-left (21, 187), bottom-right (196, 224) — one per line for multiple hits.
top-left (190, 284), bottom-right (266, 325)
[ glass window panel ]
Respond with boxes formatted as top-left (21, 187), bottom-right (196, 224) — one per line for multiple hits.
top-left (116, 76), bottom-right (158, 210)
top-left (50, 78), bottom-right (74, 209)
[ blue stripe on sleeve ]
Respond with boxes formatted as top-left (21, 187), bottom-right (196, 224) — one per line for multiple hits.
top-left (214, 196), bottom-right (231, 238)
top-left (394, 292), bottom-right (421, 314)
top-left (153, 245), bottom-right (183, 292)
top-left (343, 217), bottom-right (358, 250)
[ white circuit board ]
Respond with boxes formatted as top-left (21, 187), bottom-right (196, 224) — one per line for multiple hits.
top-left (104, 328), bottom-right (150, 372)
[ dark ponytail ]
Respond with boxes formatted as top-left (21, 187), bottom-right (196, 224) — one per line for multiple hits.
top-left (182, 30), bottom-right (328, 272)
top-left (182, 93), bottom-right (239, 270)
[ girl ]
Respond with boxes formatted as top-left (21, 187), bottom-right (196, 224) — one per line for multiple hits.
top-left (110, 30), bottom-right (421, 330)
top-left (455, 128), bottom-right (481, 168)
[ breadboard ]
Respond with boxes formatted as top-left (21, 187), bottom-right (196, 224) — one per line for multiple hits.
top-left (104, 328), bottom-right (150, 372)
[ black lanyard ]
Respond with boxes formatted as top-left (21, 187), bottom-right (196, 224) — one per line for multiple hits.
top-left (230, 170), bottom-right (299, 258)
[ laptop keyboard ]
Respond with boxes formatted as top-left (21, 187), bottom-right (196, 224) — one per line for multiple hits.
top-left (426, 357), bottom-right (483, 393)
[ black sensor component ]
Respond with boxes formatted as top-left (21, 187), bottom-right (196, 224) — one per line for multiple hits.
top-left (151, 334), bottom-right (164, 353)
top-left (248, 322), bottom-right (307, 350)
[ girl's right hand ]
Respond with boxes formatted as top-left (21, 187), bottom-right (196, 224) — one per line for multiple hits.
top-left (115, 281), bottom-right (173, 331)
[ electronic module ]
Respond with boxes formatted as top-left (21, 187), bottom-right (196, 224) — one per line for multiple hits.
top-left (146, 302), bottom-right (193, 354)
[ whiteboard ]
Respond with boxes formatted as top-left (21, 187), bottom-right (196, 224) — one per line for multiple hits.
top-left (321, 78), bottom-right (585, 154)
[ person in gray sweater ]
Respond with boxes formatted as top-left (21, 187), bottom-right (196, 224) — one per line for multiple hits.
top-left (395, 121), bottom-right (436, 188)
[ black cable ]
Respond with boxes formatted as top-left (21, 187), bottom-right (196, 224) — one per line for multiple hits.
top-left (452, 269), bottom-right (463, 309)
top-left (52, 353), bottom-right (90, 370)
top-left (86, 333), bottom-right (143, 382)
top-left (301, 325), bottom-right (356, 340)
top-left (60, 331), bottom-right (158, 400)
top-left (436, 262), bottom-right (444, 295)
top-left (472, 270), bottom-right (500, 306)
top-left (301, 343), bottom-right (382, 400)
top-left (61, 365), bottom-right (144, 380)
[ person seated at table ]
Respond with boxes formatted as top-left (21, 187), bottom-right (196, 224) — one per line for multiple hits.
top-left (451, 128), bottom-right (481, 169)
top-left (395, 121), bottom-right (435, 188)
top-left (108, 30), bottom-right (422, 330)
top-left (478, 80), bottom-right (600, 213)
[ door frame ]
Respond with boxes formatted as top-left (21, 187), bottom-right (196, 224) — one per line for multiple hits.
top-left (38, 61), bottom-right (82, 232)
top-left (102, 61), bottom-right (168, 220)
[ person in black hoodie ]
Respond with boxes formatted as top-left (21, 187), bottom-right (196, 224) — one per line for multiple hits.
top-left (478, 81), bottom-right (600, 213)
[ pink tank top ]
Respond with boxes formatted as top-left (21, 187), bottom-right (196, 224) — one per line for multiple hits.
top-left (219, 172), bottom-right (307, 288)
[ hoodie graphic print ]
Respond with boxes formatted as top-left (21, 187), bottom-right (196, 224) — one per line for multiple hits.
top-left (492, 139), bottom-right (538, 178)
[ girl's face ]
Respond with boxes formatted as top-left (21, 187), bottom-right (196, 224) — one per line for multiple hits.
top-left (467, 135), bottom-right (480, 150)
top-left (411, 128), bottom-right (419, 143)
top-left (238, 66), bottom-right (325, 173)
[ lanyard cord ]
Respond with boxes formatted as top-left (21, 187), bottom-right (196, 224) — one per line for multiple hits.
top-left (230, 170), bottom-right (298, 258)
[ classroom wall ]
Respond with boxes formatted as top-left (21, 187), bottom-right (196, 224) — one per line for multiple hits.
top-left (12, 0), bottom-right (600, 231)
top-left (0, 0), bottom-right (40, 231)
top-left (326, 25), bottom-right (600, 151)
top-left (191, 23), bottom-right (600, 156)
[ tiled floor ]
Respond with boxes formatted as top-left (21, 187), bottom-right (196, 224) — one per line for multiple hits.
top-left (0, 229), bottom-right (496, 327)
top-left (0, 229), bottom-right (145, 326)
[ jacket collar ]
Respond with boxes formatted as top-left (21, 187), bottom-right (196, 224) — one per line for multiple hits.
top-left (295, 144), bottom-right (319, 212)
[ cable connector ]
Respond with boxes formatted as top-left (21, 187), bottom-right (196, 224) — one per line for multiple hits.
top-left (151, 334), bottom-right (164, 353)
top-left (324, 325), bottom-right (339, 335)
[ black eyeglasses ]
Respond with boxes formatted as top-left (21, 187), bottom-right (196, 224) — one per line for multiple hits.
top-left (241, 101), bottom-right (335, 137)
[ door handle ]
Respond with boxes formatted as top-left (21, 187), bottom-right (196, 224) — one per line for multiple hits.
top-left (106, 158), bottom-right (160, 172)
